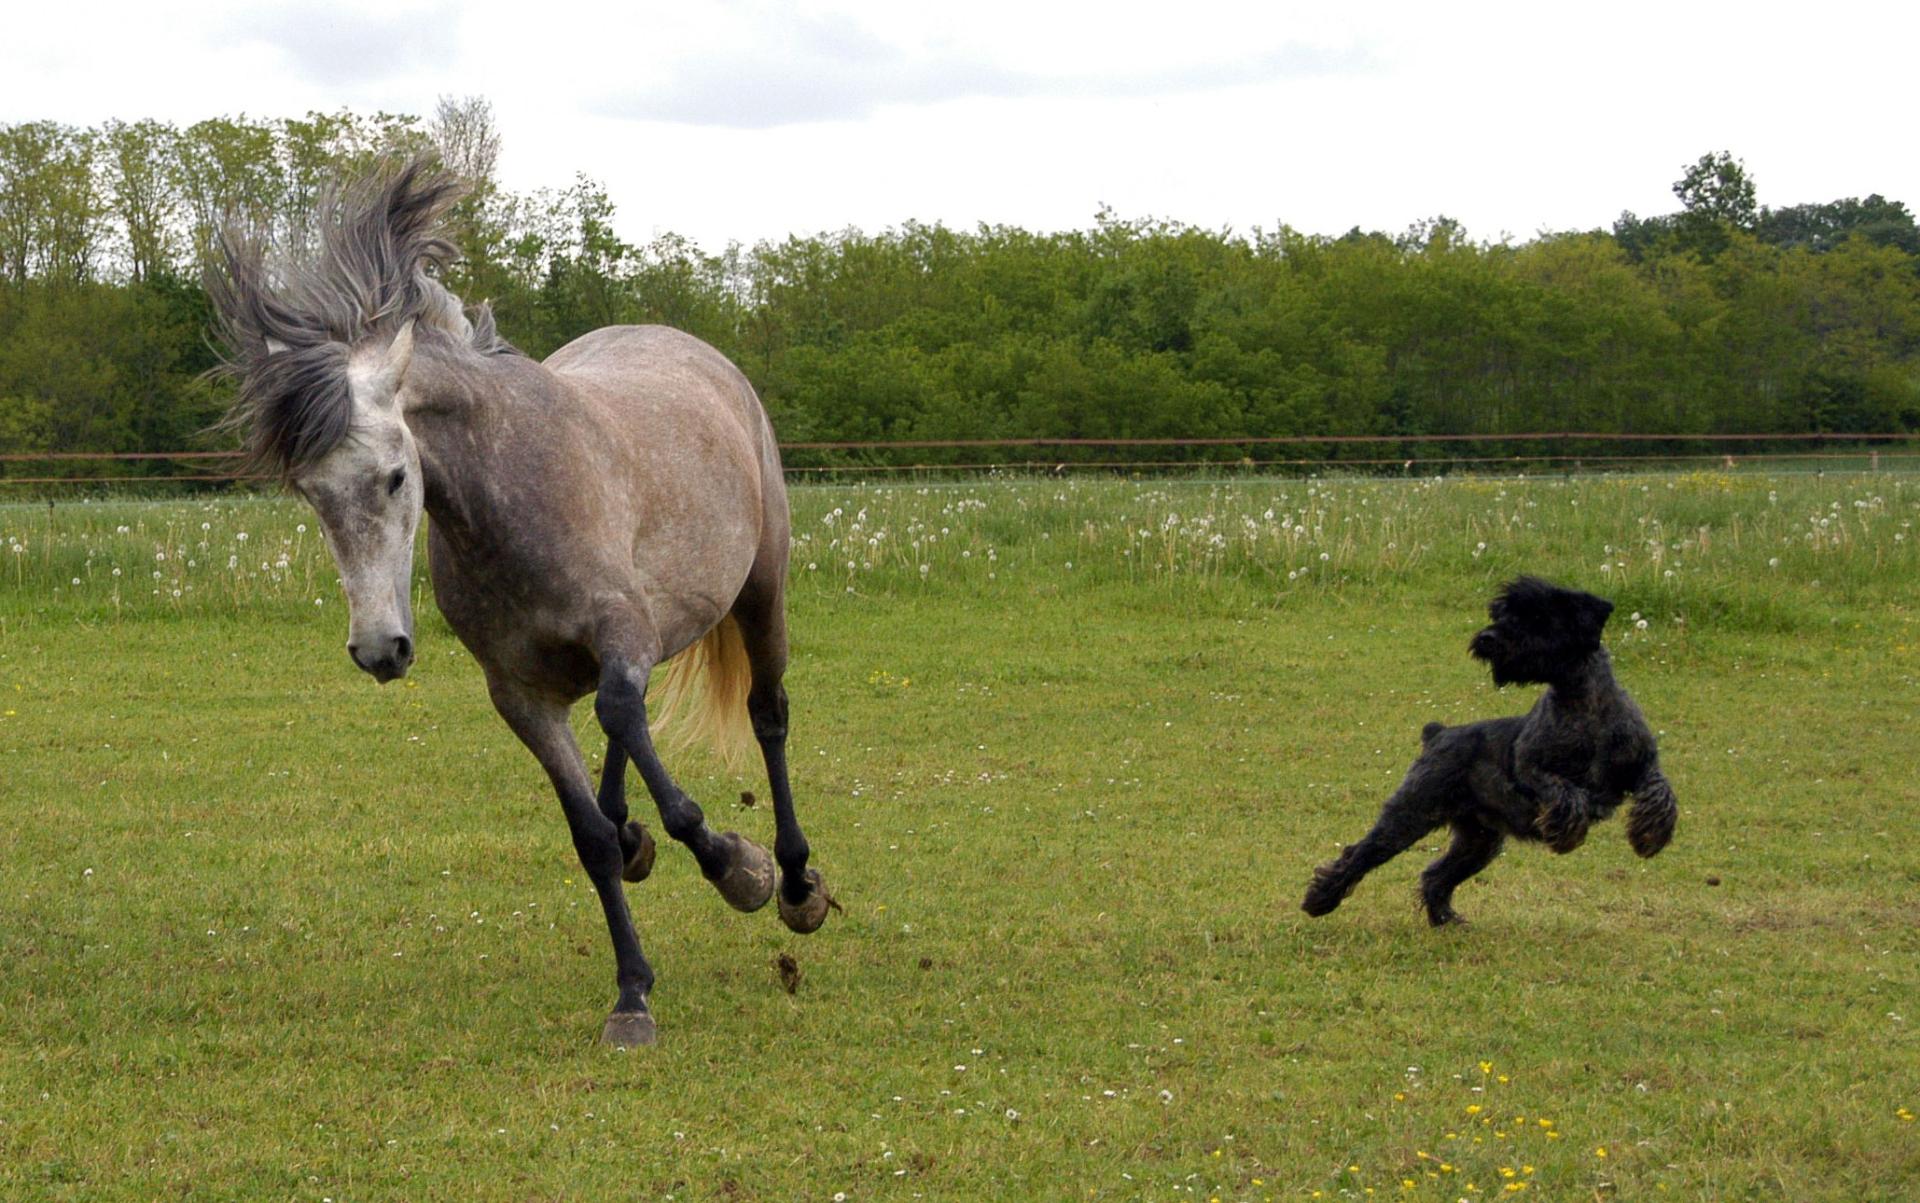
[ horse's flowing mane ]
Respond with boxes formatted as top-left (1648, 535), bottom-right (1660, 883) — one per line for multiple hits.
top-left (206, 157), bottom-right (519, 478)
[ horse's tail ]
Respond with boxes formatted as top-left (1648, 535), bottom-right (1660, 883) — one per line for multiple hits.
top-left (650, 616), bottom-right (755, 770)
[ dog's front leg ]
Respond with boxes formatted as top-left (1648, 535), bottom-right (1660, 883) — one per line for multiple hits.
top-left (1528, 775), bottom-right (1593, 854)
top-left (1626, 762), bottom-right (1678, 857)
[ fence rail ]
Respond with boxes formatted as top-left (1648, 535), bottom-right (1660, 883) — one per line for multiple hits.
top-left (3, 432), bottom-right (1918, 487)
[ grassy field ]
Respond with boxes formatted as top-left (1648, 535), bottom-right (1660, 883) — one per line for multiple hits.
top-left (2, 471), bottom-right (1917, 1201)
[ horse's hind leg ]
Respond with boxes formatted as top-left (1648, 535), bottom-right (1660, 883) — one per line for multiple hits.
top-left (597, 739), bottom-right (656, 883)
top-left (595, 654), bottom-right (776, 914)
top-left (733, 579), bottom-right (833, 933)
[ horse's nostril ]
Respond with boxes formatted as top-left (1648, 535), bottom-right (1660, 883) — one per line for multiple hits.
top-left (347, 642), bottom-right (363, 666)
top-left (394, 635), bottom-right (413, 664)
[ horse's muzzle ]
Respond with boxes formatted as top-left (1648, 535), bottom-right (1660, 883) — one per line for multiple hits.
top-left (348, 633), bottom-right (414, 683)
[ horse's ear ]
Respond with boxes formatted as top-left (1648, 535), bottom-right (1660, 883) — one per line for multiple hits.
top-left (370, 321), bottom-right (415, 402)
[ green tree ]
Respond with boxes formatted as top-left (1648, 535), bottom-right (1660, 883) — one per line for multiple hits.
top-left (102, 119), bottom-right (180, 283)
top-left (1672, 151), bottom-right (1757, 260)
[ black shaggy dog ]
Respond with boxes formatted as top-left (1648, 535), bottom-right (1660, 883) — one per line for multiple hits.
top-left (1302, 577), bottom-right (1678, 926)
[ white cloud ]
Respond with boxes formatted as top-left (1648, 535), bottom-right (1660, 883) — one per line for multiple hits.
top-left (1, 0), bottom-right (1916, 251)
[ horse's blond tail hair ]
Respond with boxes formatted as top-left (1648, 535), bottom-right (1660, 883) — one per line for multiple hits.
top-left (649, 616), bottom-right (755, 770)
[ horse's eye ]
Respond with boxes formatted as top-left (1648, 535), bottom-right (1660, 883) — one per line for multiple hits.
top-left (387, 468), bottom-right (406, 497)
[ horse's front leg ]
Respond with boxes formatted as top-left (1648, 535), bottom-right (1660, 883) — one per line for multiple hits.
top-left (488, 679), bottom-right (656, 1046)
top-left (594, 656), bottom-right (776, 914)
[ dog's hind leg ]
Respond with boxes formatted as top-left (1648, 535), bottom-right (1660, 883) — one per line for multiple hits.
top-left (1303, 791), bottom-right (1440, 918)
top-left (1419, 820), bottom-right (1504, 926)
top-left (1626, 762), bottom-right (1677, 858)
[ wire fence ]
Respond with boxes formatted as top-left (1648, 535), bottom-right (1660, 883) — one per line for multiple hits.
top-left (3, 432), bottom-right (1919, 488)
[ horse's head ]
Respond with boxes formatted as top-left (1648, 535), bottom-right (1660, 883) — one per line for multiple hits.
top-left (286, 322), bottom-right (423, 683)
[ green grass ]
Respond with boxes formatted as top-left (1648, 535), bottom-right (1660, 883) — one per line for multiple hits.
top-left (2, 473), bottom-right (1917, 1200)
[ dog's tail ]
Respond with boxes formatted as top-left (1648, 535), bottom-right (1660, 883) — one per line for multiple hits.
top-left (1626, 768), bottom-right (1678, 858)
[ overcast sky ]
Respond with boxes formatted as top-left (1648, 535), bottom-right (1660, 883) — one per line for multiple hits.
top-left (5, 0), bottom-right (1914, 251)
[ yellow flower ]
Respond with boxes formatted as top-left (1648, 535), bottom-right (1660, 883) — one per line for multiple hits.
top-left (1402, 1181), bottom-right (1415, 1190)
top-left (1595, 1146), bottom-right (1608, 1158)
top-left (1497, 1075), bottom-right (1510, 1084)
top-left (1394, 1092), bottom-right (1406, 1102)
top-left (1479, 1061), bottom-right (1493, 1074)
top-left (1466, 1104), bottom-right (1482, 1115)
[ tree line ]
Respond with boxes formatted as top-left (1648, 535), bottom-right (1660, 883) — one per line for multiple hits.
top-left (2, 106), bottom-right (1917, 479)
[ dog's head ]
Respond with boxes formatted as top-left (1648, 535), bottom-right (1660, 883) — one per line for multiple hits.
top-left (1469, 576), bottom-right (1614, 686)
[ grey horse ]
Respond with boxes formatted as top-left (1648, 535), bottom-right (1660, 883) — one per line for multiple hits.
top-left (207, 160), bottom-right (832, 1046)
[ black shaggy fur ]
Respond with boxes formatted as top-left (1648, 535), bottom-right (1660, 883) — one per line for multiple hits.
top-left (1302, 577), bottom-right (1678, 926)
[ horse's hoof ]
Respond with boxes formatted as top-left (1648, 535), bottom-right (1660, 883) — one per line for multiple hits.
top-left (711, 832), bottom-right (776, 913)
top-left (778, 868), bottom-right (835, 934)
top-left (600, 1009), bottom-right (657, 1048)
top-left (621, 821), bottom-right (657, 883)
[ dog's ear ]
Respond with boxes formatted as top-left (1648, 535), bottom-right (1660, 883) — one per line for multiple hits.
top-left (1575, 592), bottom-right (1614, 643)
